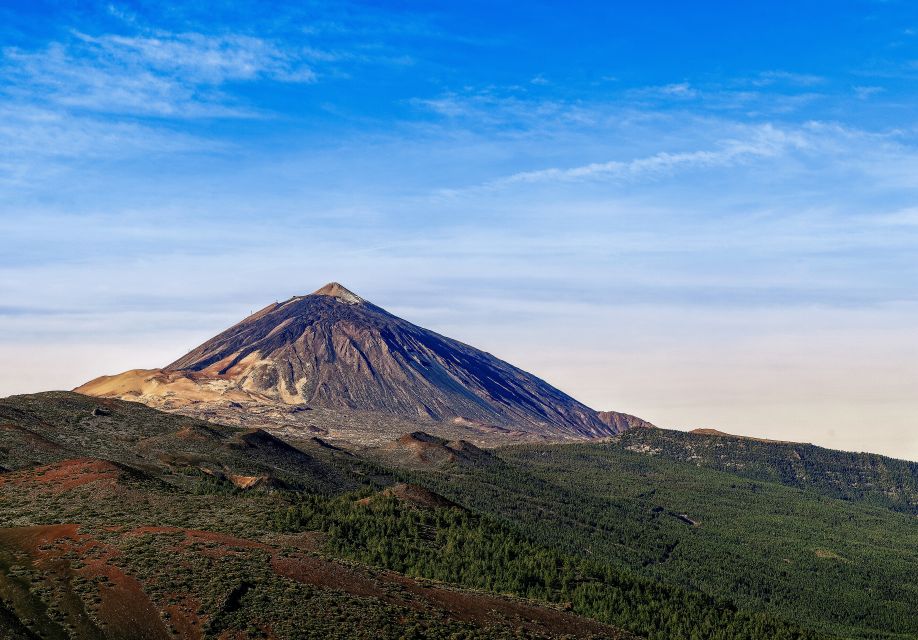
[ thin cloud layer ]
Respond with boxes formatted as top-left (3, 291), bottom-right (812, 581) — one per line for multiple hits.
top-left (2, 30), bottom-right (316, 118)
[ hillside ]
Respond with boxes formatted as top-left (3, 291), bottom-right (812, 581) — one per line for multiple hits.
top-left (613, 427), bottom-right (918, 514)
top-left (0, 392), bottom-right (634, 639)
top-left (400, 439), bottom-right (918, 639)
top-left (597, 411), bottom-right (656, 431)
top-left (0, 466), bottom-right (632, 640)
top-left (2, 391), bottom-right (916, 639)
top-left (368, 431), bottom-right (498, 470)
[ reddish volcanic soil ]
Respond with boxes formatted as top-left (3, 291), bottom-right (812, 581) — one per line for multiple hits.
top-left (0, 524), bottom-right (171, 640)
top-left (19, 458), bottom-right (121, 493)
top-left (270, 554), bottom-right (387, 599)
top-left (0, 458), bottom-right (124, 498)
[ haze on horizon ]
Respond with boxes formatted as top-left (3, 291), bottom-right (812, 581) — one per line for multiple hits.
top-left (1, 1), bottom-right (917, 460)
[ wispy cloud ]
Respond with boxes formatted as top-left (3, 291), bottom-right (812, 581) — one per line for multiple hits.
top-left (0, 104), bottom-right (220, 189)
top-left (417, 75), bottom-right (829, 140)
top-left (1, 31), bottom-right (316, 118)
top-left (854, 85), bottom-right (885, 99)
top-left (873, 206), bottom-right (918, 225)
top-left (624, 78), bottom-right (826, 116)
top-left (750, 70), bottom-right (826, 87)
top-left (438, 123), bottom-right (809, 194)
top-left (0, 18), bottom-right (331, 187)
top-left (630, 82), bottom-right (699, 99)
top-left (83, 31), bottom-right (317, 83)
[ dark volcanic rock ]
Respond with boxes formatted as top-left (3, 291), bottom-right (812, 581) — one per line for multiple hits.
top-left (161, 283), bottom-right (612, 438)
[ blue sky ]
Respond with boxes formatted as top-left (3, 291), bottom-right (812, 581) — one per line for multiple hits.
top-left (2, 1), bottom-right (918, 458)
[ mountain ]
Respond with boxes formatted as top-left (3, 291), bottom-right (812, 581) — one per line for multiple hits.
top-left (77, 282), bottom-right (632, 443)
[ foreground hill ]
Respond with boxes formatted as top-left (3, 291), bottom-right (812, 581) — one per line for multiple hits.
top-left (0, 392), bottom-right (634, 639)
top-left (0, 467), bottom-right (632, 640)
top-left (3, 391), bottom-right (916, 639)
top-left (76, 283), bottom-right (639, 444)
top-left (368, 431), bottom-right (498, 470)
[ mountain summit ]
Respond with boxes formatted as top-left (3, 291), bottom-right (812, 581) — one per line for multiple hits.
top-left (311, 282), bottom-right (365, 304)
top-left (77, 283), bottom-right (640, 442)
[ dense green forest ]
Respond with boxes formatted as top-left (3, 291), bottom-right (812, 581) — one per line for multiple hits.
top-left (383, 442), bottom-right (918, 639)
top-left (274, 491), bottom-right (825, 640)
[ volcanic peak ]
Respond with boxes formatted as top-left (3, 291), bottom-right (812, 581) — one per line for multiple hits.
top-left (311, 282), bottom-right (365, 305)
top-left (76, 282), bottom-right (648, 442)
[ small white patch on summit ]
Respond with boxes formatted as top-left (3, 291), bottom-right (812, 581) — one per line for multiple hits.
top-left (311, 282), bottom-right (365, 305)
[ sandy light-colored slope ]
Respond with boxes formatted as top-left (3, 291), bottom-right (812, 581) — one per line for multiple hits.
top-left (75, 368), bottom-right (265, 405)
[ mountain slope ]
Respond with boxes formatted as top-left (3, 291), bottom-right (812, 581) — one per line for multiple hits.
top-left (77, 283), bottom-right (624, 441)
top-left (405, 439), bottom-right (918, 640)
top-left (5, 391), bottom-right (910, 639)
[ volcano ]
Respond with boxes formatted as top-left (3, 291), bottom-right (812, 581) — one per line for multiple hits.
top-left (77, 283), bottom-right (645, 442)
